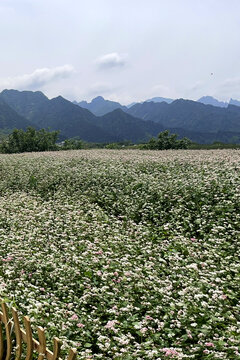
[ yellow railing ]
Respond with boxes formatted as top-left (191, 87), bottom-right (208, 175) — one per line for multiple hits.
top-left (0, 301), bottom-right (77, 360)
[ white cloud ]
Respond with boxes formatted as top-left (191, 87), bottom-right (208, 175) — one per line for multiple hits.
top-left (95, 52), bottom-right (128, 70)
top-left (0, 65), bottom-right (74, 90)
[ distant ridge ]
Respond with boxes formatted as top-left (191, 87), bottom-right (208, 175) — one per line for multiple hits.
top-left (74, 96), bottom-right (174, 113)
top-left (146, 96), bottom-right (174, 104)
top-left (75, 95), bottom-right (240, 111)
top-left (197, 96), bottom-right (228, 108)
top-left (74, 96), bottom-right (127, 116)
top-left (197, 96), bottom-right (240, 108)
top-left (1, 89), bottom-right (240, 144)
top-left (229, 98), bottom-right (240, 107)
top-left (126, 98), bottom-right (240, 141)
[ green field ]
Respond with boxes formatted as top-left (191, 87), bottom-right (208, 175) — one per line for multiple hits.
top-left (0, 150), bottom-right (239, 359)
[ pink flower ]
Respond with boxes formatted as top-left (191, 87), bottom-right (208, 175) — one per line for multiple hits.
top-left (71, 314), bottom-right (78, 320)
top-left (105, 320), bottom-right (118, 332)
top-left (220, 294), bottom-right (227, 300)
top-left (95, 250), bottom-right (103, 255)
top-left (161, 348), bottom-right (180, 358)
top-left (77, 323), bottom-right (84, 328)
top-left (205, 342), bottom-right (214, 347)
top-left (191, 237), bottom-right (197, 242)
top-left (2, 257), bottom-right (13, 262)
top-left (140, 327), bottom-right (148, 334)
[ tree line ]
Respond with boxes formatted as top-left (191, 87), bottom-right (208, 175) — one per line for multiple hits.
top-left (0, 127), bottom-right (194, 153)
top-left (0, 127), bottom-right (84, 153)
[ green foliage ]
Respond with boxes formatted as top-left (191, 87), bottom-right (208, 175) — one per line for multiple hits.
top-left (105, 143), bottom-right (122, 149)
top-left (144, 130), bottom-right (192, 150)
top-left (62, 138), bottom-right (83, 150)
top-left (0, 129), bottom-right (11, 142)
top-left (0, 127), bottom-right (59, 153)
top-left (189, 141), bottom-right (240, 150)
top-left (105, 141), bottom-right (132, 149)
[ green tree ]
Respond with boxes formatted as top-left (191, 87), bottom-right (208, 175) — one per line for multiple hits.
top-left (145, 130), bottom-right (192, 150)
top-left (0, 127), bottom-right (59, 153)
top-left (62, 138), bottom-right (83, 150)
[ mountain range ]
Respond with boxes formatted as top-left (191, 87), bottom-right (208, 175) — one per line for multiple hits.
top-left (75, 95), bottom-right (240, 116)
top-left (0, 90), bottom-right (164, 143)
top-left (0, 89), bottom-right (240, 144)
top-left (74, 96), bottom-right (174, 115)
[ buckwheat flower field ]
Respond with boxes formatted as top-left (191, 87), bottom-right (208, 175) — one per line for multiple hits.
top-left (0, 149), bottom-right (239, 360)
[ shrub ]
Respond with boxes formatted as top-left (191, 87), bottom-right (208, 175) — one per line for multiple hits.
top-left (145, 130), bottom-right (192, 150)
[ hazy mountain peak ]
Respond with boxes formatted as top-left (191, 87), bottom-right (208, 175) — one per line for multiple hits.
top-left (92, 96), bottom-right (105, 102)
top-left (198, 96), bottom-right (228, 108)
top-left (74, 96), bottom-right (126, 116)
top-left (146, 96), bottom-right (174, 104)
top-left (1, 88), bottom-right (48, 99)
top-left (52, 95), bottom-right (66, 101)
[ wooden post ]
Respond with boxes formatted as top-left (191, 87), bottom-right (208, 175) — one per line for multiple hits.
top-left (12, 307), bottom-right (23, 360)
top-left (24, 316), bottom-right (34, 360)
top-left (0, 301), bottom-right (77, 360)
top-left (1, 303), bottom-right (12, 360)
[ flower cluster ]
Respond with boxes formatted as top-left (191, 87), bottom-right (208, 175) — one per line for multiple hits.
top-left (0, 149), bottom-right (239, 359)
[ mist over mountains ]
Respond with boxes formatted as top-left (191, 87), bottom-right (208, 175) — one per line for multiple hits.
top-left (0, 89), bottom-right (240, 144)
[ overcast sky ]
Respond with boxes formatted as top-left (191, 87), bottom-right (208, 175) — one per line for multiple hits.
top-left (0, 0), bottom-right (240, 104)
